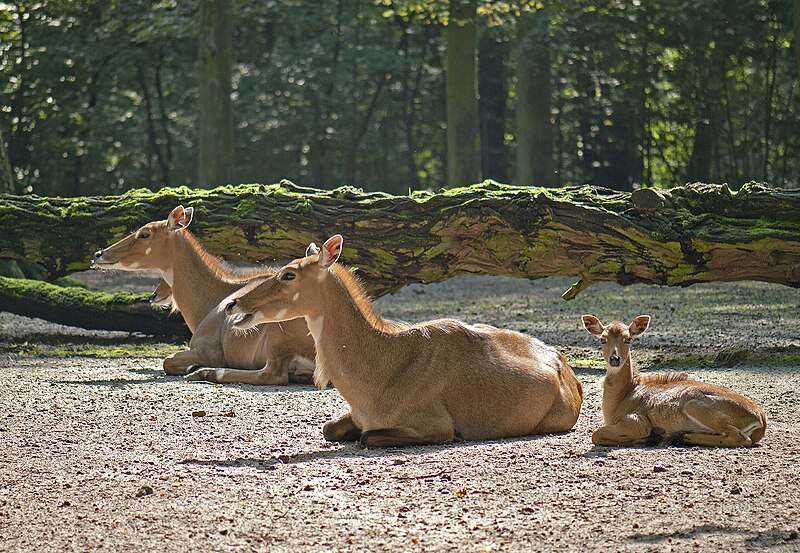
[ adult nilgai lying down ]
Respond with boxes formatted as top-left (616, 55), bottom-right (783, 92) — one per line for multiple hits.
top-left (227, 234), bottom-right (584, 448)
top-left (92, 206), bottom-right (315, 385)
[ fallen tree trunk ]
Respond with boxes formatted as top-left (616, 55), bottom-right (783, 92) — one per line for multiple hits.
top-left (1, 180), bottom-right (799, 333)
top-left (0, 277), bottom-right (190, 338)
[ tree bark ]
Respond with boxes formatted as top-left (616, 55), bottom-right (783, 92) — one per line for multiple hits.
top-left (0, 125), bottom-right (14, 194)
top-left (478, 26), bottom-right (508, 183)
top-left (2, 181), bottom-right (800, 303)
top-left (515, 9), bottom-right (554, 186)
top-left (686, 119), bottom-right (713, 183)
top-left (446, 0), bottom-right (481, 187)
top-left (794, 0), bottom-right (800, 75)
top-left (0, 276), bottom-right (189, 338)
top-left (197, 0), bottom-right (235, 187)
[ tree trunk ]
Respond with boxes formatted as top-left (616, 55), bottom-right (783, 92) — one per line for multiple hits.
top-left (446, 0), bottom-right (481, 187)
top-left (197, 0), bottom-right (235, 187)
top-left (478, 26), bottom-right (508, 183)
top-left (794, 0), bottom-right (800, 75)
top-left (686, 118), bottom-right (713, 183)
top-left (515, 9), bottom-right (554, 186)
top-left (2, 181), bottom-right (800, 303)
top-left (0, 276), bottom-right (189, 338)
top-left (0, 125), bottom-right (14, 194)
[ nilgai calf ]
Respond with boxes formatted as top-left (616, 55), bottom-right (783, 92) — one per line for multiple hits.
top-left (582, 314), bottom-right (766, 447)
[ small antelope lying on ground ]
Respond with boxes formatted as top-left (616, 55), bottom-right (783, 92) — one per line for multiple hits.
top-left (92, 206), bottom-right (315, 385)
top-left (582, 314), bottom-right (766, 447)
top-left (227, 234), bottom-right (584, 448)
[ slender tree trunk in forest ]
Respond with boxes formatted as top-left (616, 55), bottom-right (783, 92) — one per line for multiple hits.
top-left (794, 0), bottom-right (800, 74)
top-left (0, 125), bottom-right (14, 194)
top-left (515, 10), bottom-right (554, 187)
top-left (478, 27), bottom-right (508, 182)
top-left (8, 5), bottom-right (30, 183)
top-left (686, 118), bottom-right (713, 183)
top-left (197, 0), bottom-right (235, 187)
top-left (763, 36), bottom-right (778, 181)
top-left (446, 0), bottom-right (481, 187)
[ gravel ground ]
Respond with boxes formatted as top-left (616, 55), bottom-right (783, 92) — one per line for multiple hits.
top-left (1, 274), bottom-right (799, 552)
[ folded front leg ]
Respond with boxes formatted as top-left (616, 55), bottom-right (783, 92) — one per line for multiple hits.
top-left (163, 349), bottom-right (208, 375)
top-left (359, 425), bottom-right (454, 448)
top-left (323, 412), bottom-right (362, 442)
top-left (682, 425), bottom-right (754, 447)
top-left (592, 414), bottom-right (652, 446)
top-left (185, 365), bottom-right (289, 385)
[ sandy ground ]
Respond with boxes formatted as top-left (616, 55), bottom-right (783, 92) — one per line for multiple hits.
top-left (1, 274), bottom-right (800, 552)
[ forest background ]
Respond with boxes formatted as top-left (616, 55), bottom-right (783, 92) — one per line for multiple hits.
top-left (1, 0), bottom-right (799, 198)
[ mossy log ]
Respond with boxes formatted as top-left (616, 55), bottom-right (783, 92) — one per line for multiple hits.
top-left (1, 180), bottom-right (800, 333)
top-left (0, 276), bottom-right (190, 338)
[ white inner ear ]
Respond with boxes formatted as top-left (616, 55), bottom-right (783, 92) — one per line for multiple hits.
top-left (168, 206), bottom-right (184, 229)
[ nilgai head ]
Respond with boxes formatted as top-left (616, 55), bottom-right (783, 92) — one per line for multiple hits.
top-left (227, 235), bottom-right (343, 330)
top-left (582, 315), bottom-right (650, 369)
top-left (92, 205), bottom-right (193, 270)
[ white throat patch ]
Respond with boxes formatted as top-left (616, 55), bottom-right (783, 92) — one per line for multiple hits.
top-left (162, 268), bottom-right (174, 287)
top-left (305, 315), bottom-right (324, 343)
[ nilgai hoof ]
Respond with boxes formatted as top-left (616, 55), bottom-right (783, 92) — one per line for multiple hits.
top-left (185, 368), bottom-right (218, 383)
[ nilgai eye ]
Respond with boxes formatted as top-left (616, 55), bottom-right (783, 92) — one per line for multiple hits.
top-left (600, 338), bottom-right (608, 344)
top-left (138, 231), bottom-right (150, 239)
top-left (282, 272), bottom-right (296, 281)
top-left (623, 338), bottom-right (631, 344)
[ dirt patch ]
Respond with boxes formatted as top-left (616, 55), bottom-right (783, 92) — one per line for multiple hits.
top-left (1, 275), bottom-right (799, 552)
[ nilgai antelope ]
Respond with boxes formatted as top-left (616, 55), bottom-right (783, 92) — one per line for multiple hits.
top-left (582, 315), bottom-right (766, 447)
top-left (92, 206), bottom-right (316, 385)
top-left (226, 234), bottom-right (584, 448)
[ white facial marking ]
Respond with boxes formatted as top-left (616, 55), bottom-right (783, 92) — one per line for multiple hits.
top-left (275, 308), bottom-right (288, 319)
top-left (129, 261), bottom-right (140, 268)
top-left (305, 315), bottom-right (324, 343)
top-left (292, 292), bottom-right (300, 302)
top-left (145, 247), bottom-right (152, 255)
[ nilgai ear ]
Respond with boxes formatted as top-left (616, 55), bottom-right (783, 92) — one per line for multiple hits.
top-left (582, 315), bottom-right (604, 335)
top-left (320, 235), bottom-right (343, 268)
top-left (306, 242), bottom-right (320, 257)
top-left (180, 206), bottom-right (194, 228)
top-left (629, 315), bottom-right (651, 336)
top-left (167, 205), bottom-right (193, 229)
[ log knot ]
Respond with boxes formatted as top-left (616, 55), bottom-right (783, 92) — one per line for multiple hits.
top-left (631, 188), bottom-right (673, 212)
